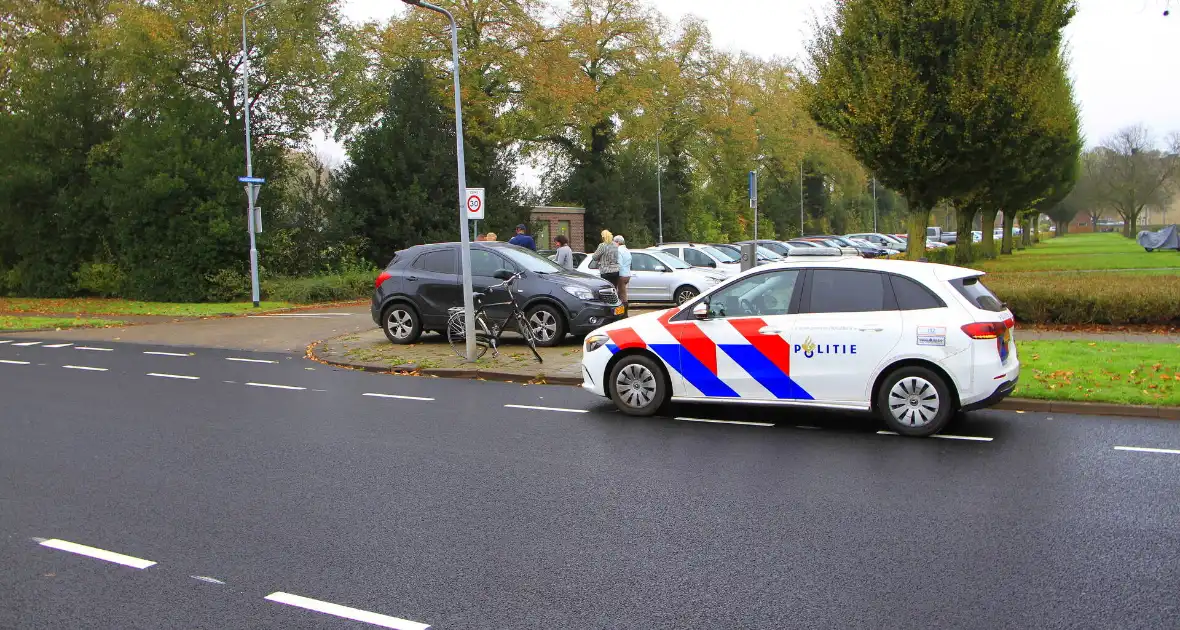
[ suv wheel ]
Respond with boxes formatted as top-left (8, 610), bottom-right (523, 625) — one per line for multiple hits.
top-left (525, 304), bottom-right (566, 347)
top-left (876, 366), bottom-right (953, 436)
top-left (382, 303), bottom-right (422, 345)
top-left (609, 354), bottom-right (668, 416)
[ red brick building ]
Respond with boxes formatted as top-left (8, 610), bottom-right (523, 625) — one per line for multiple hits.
top-left (529, 206), bottom-right (586, 251)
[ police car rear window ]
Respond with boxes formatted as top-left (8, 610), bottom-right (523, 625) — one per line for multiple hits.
top-left (951, 276), bottom-right (1004, 312)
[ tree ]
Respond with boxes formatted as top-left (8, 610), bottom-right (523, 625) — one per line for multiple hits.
top-left (1086, 125), bottom-right (1180, 236)
top-left (809, 0), bottom-right (1077, 260)
top-left (335, 60), bottom-right (464, 264)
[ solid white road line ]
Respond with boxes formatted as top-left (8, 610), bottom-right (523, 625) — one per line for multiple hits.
top-left (144, 351), bottom-right (190, 357)
top-left (42, 343), bottom-right (73, 348)
top-left (1114, 445), bottom-right (1180, 455)
top-left (75, 346), bottom-right (113, 352)
top-left (364, 392), bottom-right (435, 402)
top-left (0, 359), bottom-right (31, 365)
top-left (63, 365), bottom-right (108, 372)
top-left (148, 373), bottom-right (200, 380)
top-left (264, 592), bottom-right (429, 630)
top-left (504, 404), bottom-right (588, 414)
top-left (39, 539), bottom-right (156, 569)
top-left (12, 341), bottom-right (42, 346)
top-left (246, 382), bottom-right (305, 390)
top-left (0, 340), bottom-right (12, 344)
top-left (226, 357), bottom-right (277, 364)
top-left (677, 417), bottom-right (774, 427)
top-left (876, 430), bottom-right (993, 442)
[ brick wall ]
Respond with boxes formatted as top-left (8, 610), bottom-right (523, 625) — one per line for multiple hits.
top-left (530, 209), bottom-right (586, 252)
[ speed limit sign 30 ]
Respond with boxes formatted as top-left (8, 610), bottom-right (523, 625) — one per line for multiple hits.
top-left (465, 188), bottom-right (485, 220)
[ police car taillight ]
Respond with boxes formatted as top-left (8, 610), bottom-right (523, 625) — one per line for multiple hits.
top-left (962, 321), bottom-right (1010, 359)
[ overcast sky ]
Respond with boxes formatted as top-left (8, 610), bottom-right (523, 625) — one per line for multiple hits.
top-left (317, 0), bottom-right (1180, 161)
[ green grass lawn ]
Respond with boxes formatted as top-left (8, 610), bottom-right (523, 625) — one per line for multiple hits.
top-left (0, 316), bottom-right (130, 332)
top-left (1015, 339), bottom-right (1180, 406)
top-left (0, 298), bottom-right (293, 317)
top-left (977, 232), bottom-right (1179, 272)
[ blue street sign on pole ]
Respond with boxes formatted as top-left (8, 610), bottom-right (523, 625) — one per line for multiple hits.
top-left (238, 176), bottom-right (266, 184)
top-left (748, 171), bottom-right (757, 209)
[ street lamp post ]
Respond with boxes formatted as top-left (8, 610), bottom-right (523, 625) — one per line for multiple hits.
top-left (656, 129), bottom-right (663, 245)
top-left (402, 0), bottom-right (476, 361)
top-left (242, 2), bottom-right (267, 307)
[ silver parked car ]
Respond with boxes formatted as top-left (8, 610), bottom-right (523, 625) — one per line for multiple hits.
top-left (577, 249), bottom-right (727, 305)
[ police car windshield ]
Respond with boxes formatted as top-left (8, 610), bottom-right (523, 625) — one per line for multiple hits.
top-left (648, 250), bottom-right (691, 269)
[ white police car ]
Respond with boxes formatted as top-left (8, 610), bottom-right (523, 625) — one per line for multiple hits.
top-left (580, 251), bottom-right (1018, 437)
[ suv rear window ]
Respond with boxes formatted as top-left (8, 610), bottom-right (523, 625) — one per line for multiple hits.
top-left (951, 276), bottom-right (1004, 311)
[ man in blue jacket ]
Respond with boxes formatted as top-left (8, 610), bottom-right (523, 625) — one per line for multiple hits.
top-left (508, 224), bottom-right (537, 251)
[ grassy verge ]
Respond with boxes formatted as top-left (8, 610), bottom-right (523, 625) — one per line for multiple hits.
top-left (976, 232), bottom-right (1179, 272)
top-left (1015, 340), bottom-right (1180, 406)
top-left (0, 298), bottom-right (293, 317)
top-left (0, 316), bottom-right (130, 331)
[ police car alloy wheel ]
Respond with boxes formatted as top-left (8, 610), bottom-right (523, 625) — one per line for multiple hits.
top-left (382, 303), bottom-right (422, 345)
top-left (609, 355), bottom-right (667, 416)
top-left (876, 366), bottom-right (952, 437)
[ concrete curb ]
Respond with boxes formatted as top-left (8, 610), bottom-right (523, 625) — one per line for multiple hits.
top-left (307, 342), bottom-right (1179, 420)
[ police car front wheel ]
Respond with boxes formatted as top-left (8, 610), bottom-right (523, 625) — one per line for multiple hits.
top-left (609, 354), bottom-right (668, 416)
top-left (876, 366), bottom-right (953, 437)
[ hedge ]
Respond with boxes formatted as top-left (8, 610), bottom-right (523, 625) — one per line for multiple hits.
top-left (984, 272), bottom-right (1180, 325)
top-left (261, 269), bottom-right (377, 304)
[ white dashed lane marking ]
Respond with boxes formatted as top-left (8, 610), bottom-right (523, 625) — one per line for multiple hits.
top-left (364, 393), bottom-right (435, 402)
top-left (677, 417), bottom-right (774, 427)
top-left (62, 365), bottom-right (108, 372)
top-left (144, 351), bottom-right (190, 357)
top-left (226, 357), bottom-right (277, 364)
top-left (190, 575), bottom-right (226, 585)
top-left (264, 592), bottom-right (429, 630)
top-left (0, 340), bottom-right (12, 344)
top-left (877, 431), bottom-right (993, 442)
top-left (504, 404), bottom-right (588, 414)
top-left (39, 539), bottom-right (156, 569)
top-left (12, 341), bottom-right (42, 346)
top-left (0, 359), bottom-right (31, 365)
top-left (148, 373), bottom-right (200, 381)
top-left (75, 346), bottom-right (113, 352)
top-left (42, 343), bottom-right (73, 348)
top-left (1114, 445), bottom-right (1180, 455)
top-left (246, 382), bottom-right (305, 391)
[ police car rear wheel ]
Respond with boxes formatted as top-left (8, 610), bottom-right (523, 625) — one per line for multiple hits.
top-left (609, 355), bottom-right (667, 416)
top-left (876, 366), bottom-right (952, 437)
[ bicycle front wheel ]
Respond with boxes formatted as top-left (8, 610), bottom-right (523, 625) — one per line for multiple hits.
top-left (447, 310), bottom-right (491, 360)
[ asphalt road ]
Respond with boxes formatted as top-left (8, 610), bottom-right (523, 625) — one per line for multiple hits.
top-left (2, 337), bottom-right (1178, 629)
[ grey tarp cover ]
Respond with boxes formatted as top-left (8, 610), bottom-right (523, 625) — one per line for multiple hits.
top-left (1136, 224), bottom-right (1179, 251)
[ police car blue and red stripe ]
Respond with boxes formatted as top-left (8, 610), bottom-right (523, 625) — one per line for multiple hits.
top-left (581, 254), bottom-right (1018, 437)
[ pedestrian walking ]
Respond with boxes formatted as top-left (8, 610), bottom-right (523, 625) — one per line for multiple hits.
top-left (613, 234), bottom-right (631, 308)
top-left (591, 229), bottom-right (621, 298)
top-left (553, 234), bottom-right (575, 270)
top-left (508, 224), bottom-right (537, 251)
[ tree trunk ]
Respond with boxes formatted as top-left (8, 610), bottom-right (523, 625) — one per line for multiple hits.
top-left (980, 209), bottom-right (999, 258)
top-left (954, 205), bottom-right (976, 265)
top-left (1030, 216), bottom-right (1040, 244)
top-left (1001, 209), bottom-right (1016, 255)
top-left (906, 210), bottom-right (929, 260)
top-left (1021, 216), bottom-right (1033, 248)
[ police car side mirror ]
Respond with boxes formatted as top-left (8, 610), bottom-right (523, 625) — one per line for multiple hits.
top-left (692, 301), bottom-right (709, 320)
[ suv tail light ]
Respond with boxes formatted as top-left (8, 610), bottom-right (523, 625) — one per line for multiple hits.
top-left (375, 271), bottom-right (392, 289)
top-left (962, 321), bottom-right (1010, 360)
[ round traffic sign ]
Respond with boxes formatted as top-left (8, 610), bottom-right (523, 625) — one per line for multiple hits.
top-left (467, 195), bottom-right (482, 213)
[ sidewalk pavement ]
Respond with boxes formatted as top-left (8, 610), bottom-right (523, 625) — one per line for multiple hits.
top-left (3, 305), bottom-right (375, 354)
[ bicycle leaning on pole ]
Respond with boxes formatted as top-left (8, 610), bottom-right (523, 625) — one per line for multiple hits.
top-left (446, 270), bottom-right (543, 363)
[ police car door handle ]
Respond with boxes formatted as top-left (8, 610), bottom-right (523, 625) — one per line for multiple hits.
top-left (758, 326), bottom-right (785, 335)
top-left (857, 326), bottom-right (884, 332)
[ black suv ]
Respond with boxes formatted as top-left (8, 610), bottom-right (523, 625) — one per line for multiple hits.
top-left (372, 241), bottom-right (624, 346)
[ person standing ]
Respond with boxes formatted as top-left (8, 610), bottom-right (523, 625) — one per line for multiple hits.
top-left (508, 224), bottom-right (537, 251)
top-left (591, 229), bottom-right (621, 298)
top-left (485, 232), bottom-right (497, 242)
top-left (553, 234), bottom-right (575, 270)
top-left (613, 234), bottom-right (631, 308)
